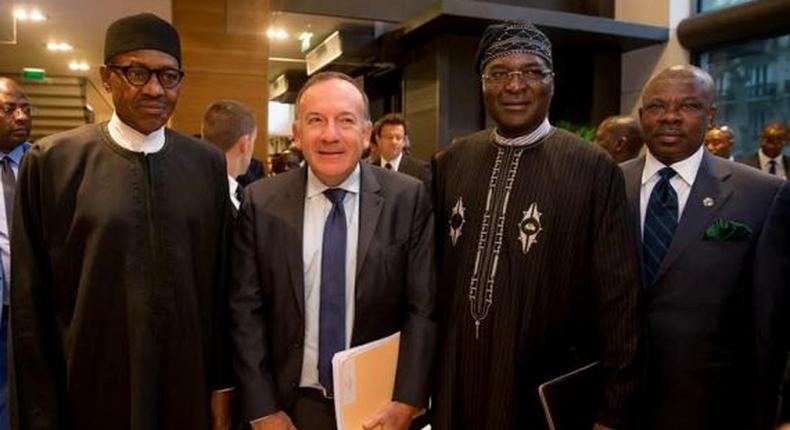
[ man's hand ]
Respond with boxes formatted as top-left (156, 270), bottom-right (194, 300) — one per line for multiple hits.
top-left (592, 424), bottom-right (614, 430)
top-left (776, 424), bottom-right (790, 430)
top-left (362, 401), bottom-right (419, 430)
top-left (250, 411), bottom-right (297, 430)
top-left (211, 390), bottom-right (233, 430)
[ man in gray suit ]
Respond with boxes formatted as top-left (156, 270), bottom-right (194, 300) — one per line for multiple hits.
top-left (229, 72), bottom-right (435, 430)
top-left (736, 122), bottom-right (789, 179)
top-left (621, 64), bottom-right (790, 430)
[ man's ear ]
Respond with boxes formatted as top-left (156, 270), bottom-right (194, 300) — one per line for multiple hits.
top-left (99, 66), bottom-right (112, 92)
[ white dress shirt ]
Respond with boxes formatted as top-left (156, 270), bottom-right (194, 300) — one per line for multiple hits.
top-left (228, 175), bottom-right (240, 210)
top-left (108, 112), bottom-right (165, 154)
top-left (758, 149), bottom-right (787, 179)
top-left (380, 151), bottom-right (403, 171)
top-left (299, 164), bottom-right (360, 389)
top-left (640, 145), bottom-right (705, 236)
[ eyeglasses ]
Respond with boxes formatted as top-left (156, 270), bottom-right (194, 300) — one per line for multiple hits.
top-left (482, 69), bottom-right (554, 85)
top-left (107, 64), bottom-right (184, 89)
top-left (1, 104), bottom-right (34, 117)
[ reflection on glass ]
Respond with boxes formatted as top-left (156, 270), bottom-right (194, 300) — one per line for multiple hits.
top-left (699, 0), bottom-right (756, 12)
top-left (699, 35), bottom-right (790, 157)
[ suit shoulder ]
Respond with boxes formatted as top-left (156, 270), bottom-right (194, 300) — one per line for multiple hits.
top-left (247, 167), bottom-right (304, 199)
top-left (32, 123), bottom-right (102, 153)
top-left (722, 156), bottom-right (784, 191)
top-left (371, 163), bottom-right (423, 192)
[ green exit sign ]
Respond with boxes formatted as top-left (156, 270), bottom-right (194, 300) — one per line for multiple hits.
top-left (22, 68), bottom-right (46, 81)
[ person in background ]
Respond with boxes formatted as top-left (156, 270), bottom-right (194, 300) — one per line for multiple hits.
top-left (371, 113), bottom-right (430, 186)
top-left (0, 76), bottom-right (33, 430)
top-left (595, 115), bottom-right (644, 163)
top-left (704, 125), bottom-right (735, 160)
top-left (736, 122), bottom-right (789, 179)
top-left (201, 99), bottom-right (258, 212)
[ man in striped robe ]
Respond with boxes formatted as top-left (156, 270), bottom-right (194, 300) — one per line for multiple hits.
top-left (431, 21), bottom-right (643, 430)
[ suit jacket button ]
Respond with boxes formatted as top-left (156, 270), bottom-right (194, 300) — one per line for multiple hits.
top-left (290, 381), bottom-right (298, 388)
top-left (293, 342), bottom-right (301, 349)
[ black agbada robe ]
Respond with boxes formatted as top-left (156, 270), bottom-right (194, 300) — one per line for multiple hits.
top-left (432, 128), bottom-right (642, 429)
top-left (10, 123), bottom-right (232, 430)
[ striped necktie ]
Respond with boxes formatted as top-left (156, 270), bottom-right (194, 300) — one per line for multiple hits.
top-left (643, 167), bottom-right (678, 286)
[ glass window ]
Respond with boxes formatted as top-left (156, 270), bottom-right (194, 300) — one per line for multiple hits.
top-left (699, 0), bottom-right (756, 13)
top-left (698, 35), bottom-right (790, 157)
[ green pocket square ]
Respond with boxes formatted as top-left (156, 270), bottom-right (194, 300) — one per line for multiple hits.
top-left (703, 218), bottom-right (752, 241)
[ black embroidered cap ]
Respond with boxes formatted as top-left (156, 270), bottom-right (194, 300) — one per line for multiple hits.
top-left (475, 21), bottom-right (553, 73)
top-left (104, 13), bottom-right (181, 65)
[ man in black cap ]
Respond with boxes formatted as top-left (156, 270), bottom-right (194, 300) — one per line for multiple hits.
top-left (432, 21), bottom-right (642, 430)
top-left (11, 13), bottom-right (233, 430)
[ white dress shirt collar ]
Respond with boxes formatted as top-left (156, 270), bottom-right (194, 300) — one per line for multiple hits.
top-left (108, 112), bottom-right (166, 154)
top-left (228, 175), bottom-right (240, 210)
top-left (380, 152), bottom-right (403, 171)
top-left (642, 144), bottom-right (705, 187)
top-left (306, 163), bottom-right (361, 198)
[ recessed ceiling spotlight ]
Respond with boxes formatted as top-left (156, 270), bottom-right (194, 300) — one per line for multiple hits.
top-left (47, 42), bottom-right (73, 52)
top-left (266, 28), bottom-right (288, 40)
top-left (14, 8), bottom-right (47, 22)
top-left (68, 61), bottom-right (89, 71)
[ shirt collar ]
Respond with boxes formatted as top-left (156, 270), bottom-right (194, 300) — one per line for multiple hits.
top-left (228, 175), bottom-right (239, 193)
top-left (306, 163), bottom-right (361, 199)
top-left (758, 148), bottom-right (783, 165)
top-left (381, 151), bottom-right (403, 169)
top-left (108, 111), bottom-right (166, 154)
top-left (1, 141), bottom-right (31, 165)
top-left (643, 144), bottom-right (704, 187)
top-left (493, 117), bottom-right (552, 147)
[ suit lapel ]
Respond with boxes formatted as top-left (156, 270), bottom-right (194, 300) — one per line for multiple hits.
top-left (622, 157), bottom-right (646, 268)
top-left (356, 162), bottom-right (383, 278)
top-left (656, 152), bottom-right (733, 281)
top-left (281, 167), bottom-right (307, 318)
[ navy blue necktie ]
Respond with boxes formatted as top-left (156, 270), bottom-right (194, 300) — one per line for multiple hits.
top-left (318, 188), bottom-right (347, 396)
top-left (643, 167), bottom-right (678, 286)
top-left (769, 160), bottom-right (777, 175)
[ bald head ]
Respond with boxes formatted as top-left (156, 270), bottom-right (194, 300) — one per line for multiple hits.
top-left (595, 115), bottom-right (643, 163)
top-left (0, 77), bottom-right (32, 151)
top-left (704, 126), bottom-right (734, 158)
top-left (639, 65), bottom-right (717, 165)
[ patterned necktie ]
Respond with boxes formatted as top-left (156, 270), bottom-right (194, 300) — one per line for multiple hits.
top-left (1, 157), bottom-right (15, 229)
top-left (643, 167), bottom-right (678, 286)
top-left (318, 188), bottom-right (347, 396)
top-left (769, 159), bottom-right (777, 175)
top-left (385, 162), bottom-right (393, 170)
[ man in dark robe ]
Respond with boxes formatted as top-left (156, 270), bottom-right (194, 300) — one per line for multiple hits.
top-left (432, 21), bottom-right (642, 430)
top-left (10, 13), bottom-right (233, 430)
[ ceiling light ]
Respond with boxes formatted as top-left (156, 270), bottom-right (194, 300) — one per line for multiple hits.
top-left (68, 61), bottom-right (89, 72)
top-left (14, 8), bottom-right (47, 22)
top-left (47, 42), bottom-right (73, 52)
top-left (266, 28), bottom-right (288, 40)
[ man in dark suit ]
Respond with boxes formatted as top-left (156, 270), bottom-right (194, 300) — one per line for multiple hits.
top-left (621, 64), bottom-right (790, 430)
top-left (736, 121), bottom-right (789, 179)
top-left (371, 113), bottom-right (431, 185)
top-left (229, 72), bottom-right (435, 430)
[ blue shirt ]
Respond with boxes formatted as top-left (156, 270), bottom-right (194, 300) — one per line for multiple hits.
top-left (0, 142), bottom-right (31, 314)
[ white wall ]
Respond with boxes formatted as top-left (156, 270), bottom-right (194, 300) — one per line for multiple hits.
top-left (617, 0), bottom-right (693, 115)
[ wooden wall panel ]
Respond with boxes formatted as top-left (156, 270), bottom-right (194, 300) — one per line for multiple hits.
top-left (171, 0), bottom-right (269, 161)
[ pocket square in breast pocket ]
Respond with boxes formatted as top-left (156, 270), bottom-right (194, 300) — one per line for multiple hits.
top-left (703, 218), bottom-right (752, 242)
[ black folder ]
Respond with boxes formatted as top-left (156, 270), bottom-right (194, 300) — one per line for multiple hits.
top-left (538, 361), bottom-right (604, 430)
